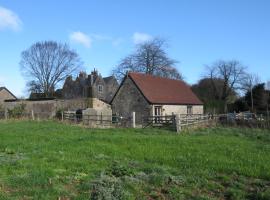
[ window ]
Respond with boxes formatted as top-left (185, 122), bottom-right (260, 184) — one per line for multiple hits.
top-left (154, 106), bottom-right (162, 123)
top-left (98, 85), bottom-right (103, 93)
top-left (154, 106), bottom-right (162, 116)
top-left (187, 105), bottom-right (193, 115)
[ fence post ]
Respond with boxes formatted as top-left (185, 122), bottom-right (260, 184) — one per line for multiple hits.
top-left (5, 108), bottom-right (8, 120)
top-left (175, 114), bottom-right (181, 133)
top-left (31, 110), bottom-right (35, 120)
top-left (132, 112), bottom-right (136, 128)
top-left (61, 111), bottom-right (64, 122)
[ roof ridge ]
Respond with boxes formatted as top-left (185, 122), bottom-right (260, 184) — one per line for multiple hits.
top-left (128, 72), bottom-right (186, 84)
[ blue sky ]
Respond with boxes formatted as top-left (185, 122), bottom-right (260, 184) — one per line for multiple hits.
top-left (0, 0), bottom-right (270, 97)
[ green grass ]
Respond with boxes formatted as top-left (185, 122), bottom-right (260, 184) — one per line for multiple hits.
top-left (0, 121), bottom-right (270, 199)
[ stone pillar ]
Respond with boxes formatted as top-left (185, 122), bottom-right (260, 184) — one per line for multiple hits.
top-left (132, 112), bottom-right (136, 128)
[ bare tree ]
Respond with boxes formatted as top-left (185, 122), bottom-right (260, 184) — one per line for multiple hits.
top-left (20, 41), bottom-right (82, 97)
top-left (241, 73), bottom-right (260, 111)
top-left (113, 38), bottom-right (183, 80)
top-left (206, 60), bottom-right (247, 112)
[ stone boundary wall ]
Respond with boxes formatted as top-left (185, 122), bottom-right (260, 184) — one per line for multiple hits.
top-left (1, 98), bottom-right (111, 119)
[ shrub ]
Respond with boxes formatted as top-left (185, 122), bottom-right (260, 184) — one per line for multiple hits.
top-left (107, 162), bottom-right (134, 177)
top-left (90, 174), bottom-right (126, 200)
top-left (55, 108), bottom-right (64, 120)
top-left (8, 104), bottom-right (26, 118)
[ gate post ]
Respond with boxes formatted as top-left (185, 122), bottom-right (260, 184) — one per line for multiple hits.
top-left (175, 114), bottom-right (181, 133)
top-left (31, 110), bottom-right (35, 120)
top-left (61, 111), bottom-right (64, 122)
top-left (132, 112), bottom-right (136, 128)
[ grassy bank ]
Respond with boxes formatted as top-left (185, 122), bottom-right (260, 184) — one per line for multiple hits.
top-left (0, 121), bottom-right (270, 199)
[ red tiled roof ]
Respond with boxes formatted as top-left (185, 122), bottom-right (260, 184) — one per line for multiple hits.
top-left (128, 72), bottom-right (203, 105)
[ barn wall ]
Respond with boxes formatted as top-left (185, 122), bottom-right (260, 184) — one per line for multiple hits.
top-left (151, 104), bottom-right (204, 116)
top-left (111, 76), bottom-right (151, 125)
top-left (0, 89), bottom-right (16, 103)
top-left (192, 105), bottom-right (204, 114)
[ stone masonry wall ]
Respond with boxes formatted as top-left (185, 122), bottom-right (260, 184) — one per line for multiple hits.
top-left (111, 76), bottom-right (151, 125)
top-left (2, 98), bottom-right (111, 119)
top-left (0, 89), bottom-right (16, 103)
top-left (159, 105), bottom-right (204, 115)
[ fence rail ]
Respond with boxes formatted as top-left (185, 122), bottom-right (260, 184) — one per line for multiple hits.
top-left (143, 114), bottom-right (216, 132)
top-left (63, 111), bottom-right (126, 128)
top-left (1, 109), bottom-right (270, 132)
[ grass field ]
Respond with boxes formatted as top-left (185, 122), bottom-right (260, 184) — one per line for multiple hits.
top-left (0, 121), bottom-right (270, 200)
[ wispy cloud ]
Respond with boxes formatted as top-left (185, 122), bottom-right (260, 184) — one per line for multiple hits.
top-left (133, 32), bottom-right (153, 44)
top-left (90, 34), bottom-right (111, 41)
top-left (69, 31), bottom-right (92, 48)
top-left (0, 6), bottom-right (22, 31)
top-left (69, 32), bottom-right (124, 48)
top-left (112, 38), bottom-right (124, 47)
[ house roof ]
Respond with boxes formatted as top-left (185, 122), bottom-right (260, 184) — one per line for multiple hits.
top-left (0, 87), bottom-right (17, 100)
top-left (128, 72), bottom-right (203, 105)
top-left (103, 76), bottom-right (116, 83)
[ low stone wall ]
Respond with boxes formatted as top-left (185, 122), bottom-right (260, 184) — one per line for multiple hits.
top-left (82, 107), bottom-right (112, 128)
top-left (2, 98), bottom-right (111, 119)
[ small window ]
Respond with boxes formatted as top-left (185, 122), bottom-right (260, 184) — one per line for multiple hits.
top-left (98, 85), bottom-right (103, 93)
top-left (187, 105), bottom-right (193, 115)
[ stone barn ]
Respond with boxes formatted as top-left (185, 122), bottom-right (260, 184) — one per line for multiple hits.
top-left (0, 87), bottom-right (17, 103)
top-left (110, 72), bottom-right (203, 125)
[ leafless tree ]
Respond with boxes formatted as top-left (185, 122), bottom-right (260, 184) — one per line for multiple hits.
top-left (206, 60), bottom-right (247, 112)
top-left (241, 73), bottom-right (260, 111)
top-left (20, 41), bottom-right (82, 96)
top-left (113, 38), bottom-right (183, 81)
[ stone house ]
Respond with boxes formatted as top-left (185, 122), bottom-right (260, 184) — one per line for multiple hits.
top-left (62, 70), bottom-right (119, 103)
top-left (0, 87), bottom-right (17, 104)
top-left (111, 72), bottom-right (203, 124)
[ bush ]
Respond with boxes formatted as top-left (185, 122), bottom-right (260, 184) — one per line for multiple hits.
top-left (55, 108), bottom-right (64, 120)
top-left (90, 174), bottom-right (126, 200)
top-left (107, 162), bottom-right (134, 177)
top-left (8, 104), bottom-right (26, 118)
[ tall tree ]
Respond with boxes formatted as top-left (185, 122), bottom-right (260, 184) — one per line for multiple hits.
top-left (240, 73), bottom-right (260, 111)
top-left (20, 41), bottom-right (82, 97)
top-left (191, 78), bottom-right (236, 113)
top-left (205, 60), bottom-right (246, 112)
top-left (245, 83), bottom-right (268, 112)
top-left (113, 38), bottom-right (183, 80)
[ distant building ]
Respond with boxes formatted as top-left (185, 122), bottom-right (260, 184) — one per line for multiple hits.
top-left (0, 87), bottom-right (17, 103)
top-left (111, 72), bottom-right (203, 124)
top-left (62, 69), bottom-right (119, 103)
